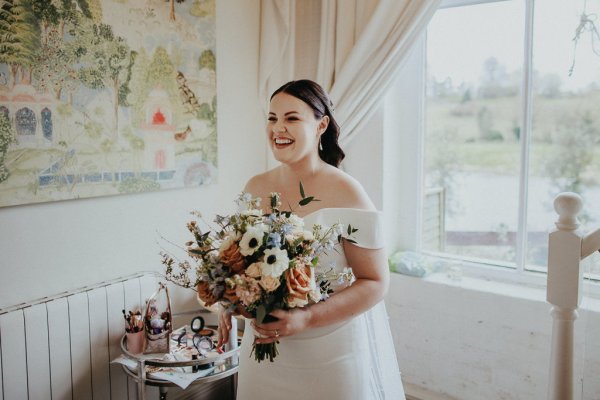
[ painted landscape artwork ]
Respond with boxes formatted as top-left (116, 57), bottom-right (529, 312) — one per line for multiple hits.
top-left (0, 0), bottom-right (217, 208)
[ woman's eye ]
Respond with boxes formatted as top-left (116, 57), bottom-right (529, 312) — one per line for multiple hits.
top-left (287, 117), bottom-right (298, 122)
top-left (267, 117), bottom-right (276, 122)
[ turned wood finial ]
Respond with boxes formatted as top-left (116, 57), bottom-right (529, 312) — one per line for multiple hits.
top-left (554, 192), bottom-right (582, 231)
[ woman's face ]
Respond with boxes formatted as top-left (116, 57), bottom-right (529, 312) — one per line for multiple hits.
top-left (267, 92), bottom-right (328, 166)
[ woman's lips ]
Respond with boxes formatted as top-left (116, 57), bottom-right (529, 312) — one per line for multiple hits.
top-left (273, 137), bottom-right (294, 148)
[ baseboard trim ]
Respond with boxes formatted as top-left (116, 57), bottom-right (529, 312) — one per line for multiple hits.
top-left (405, 383), bottom-right (458, 400)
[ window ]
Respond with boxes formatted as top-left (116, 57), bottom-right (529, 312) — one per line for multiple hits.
top-left (421, 0), bottom-right (600, 276)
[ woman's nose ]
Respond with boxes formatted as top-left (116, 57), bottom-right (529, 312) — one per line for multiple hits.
top-left (273, 121), bottom-right (287, 133)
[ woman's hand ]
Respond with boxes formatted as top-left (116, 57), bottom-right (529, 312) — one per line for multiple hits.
top-left (217, 304), bottom-right (252, 348)
top-left (217, 309), bottom-right (233, 348)
top-left (251, 307), bottom-right (311, 344)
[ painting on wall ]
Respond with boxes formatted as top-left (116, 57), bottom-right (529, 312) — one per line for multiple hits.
top-left (0, 0), bottom-right (217, 208)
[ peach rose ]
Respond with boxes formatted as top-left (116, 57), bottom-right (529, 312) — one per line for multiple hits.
top-left (220, 242), bottom-right (246, 273)
top-left (285, 264), bottom-right (315, 308)
top-left (197, 281), bottom-right (218, 307)
top-left (245, 262), bottom-right (262, 278)
top-left (259, 275), bottom-right (281, 292)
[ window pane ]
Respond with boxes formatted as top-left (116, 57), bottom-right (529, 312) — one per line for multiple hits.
top-left (423, 1), bottom-right (524, 264)
top-left (527, 0), bottom-right (600, 276)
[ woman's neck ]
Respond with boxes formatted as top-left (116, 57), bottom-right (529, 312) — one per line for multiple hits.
top-left (279, 157), bottom-right (326, 184)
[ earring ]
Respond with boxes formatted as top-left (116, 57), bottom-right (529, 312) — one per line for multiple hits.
top-left (319, 136), bottom-right (323, 151)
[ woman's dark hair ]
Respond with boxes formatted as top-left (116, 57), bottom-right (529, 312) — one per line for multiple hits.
top-left (270, 80), bottom-right (345, 168)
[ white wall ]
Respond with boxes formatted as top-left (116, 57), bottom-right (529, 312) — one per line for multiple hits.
top-left (386, 272), bottom-right (600, 400)
top-left (0, 0), bottom-right (265, 310)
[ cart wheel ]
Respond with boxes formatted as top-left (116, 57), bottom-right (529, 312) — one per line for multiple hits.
top-left (159, 386), bottom-right (168, 400)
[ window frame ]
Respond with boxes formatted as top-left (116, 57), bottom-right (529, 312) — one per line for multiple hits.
top-left (398, 0), bottom-right (600, 294)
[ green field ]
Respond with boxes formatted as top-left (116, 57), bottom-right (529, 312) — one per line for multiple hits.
top-left (425, 91), bottom-right (600, 183)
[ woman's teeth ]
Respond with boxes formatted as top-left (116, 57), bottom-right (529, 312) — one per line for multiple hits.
top-left (275, 138), bottom-right (293, 145)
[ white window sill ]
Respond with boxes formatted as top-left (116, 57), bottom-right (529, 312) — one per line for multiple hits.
top-left (390, 252), bottom-right (600, 310)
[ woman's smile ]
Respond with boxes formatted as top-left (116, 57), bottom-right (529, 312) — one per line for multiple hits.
top-left (273, 137), bottom-right (295, 149)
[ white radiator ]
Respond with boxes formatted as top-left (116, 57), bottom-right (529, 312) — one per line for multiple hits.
top-left (0, 272), bottom-right (163, 400)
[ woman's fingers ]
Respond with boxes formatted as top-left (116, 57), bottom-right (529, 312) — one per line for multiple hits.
top-left (251, 319), bottom-right (283, 340)
top-left (217, 311), bottom-right (232, 347)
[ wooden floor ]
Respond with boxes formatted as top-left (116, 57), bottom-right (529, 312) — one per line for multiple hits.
top-left (166, 374), bottom-right (237, 400)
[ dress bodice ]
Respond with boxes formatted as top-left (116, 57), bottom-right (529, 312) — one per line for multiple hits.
top-left (302, 207), bottom-right (385, 292)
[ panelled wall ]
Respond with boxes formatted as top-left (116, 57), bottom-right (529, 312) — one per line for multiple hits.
top-left (0, 274), bottom-right (162, 400)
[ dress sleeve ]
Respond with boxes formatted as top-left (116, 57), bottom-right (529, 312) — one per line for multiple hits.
top-left (326, 208), bottom-right (385, 250)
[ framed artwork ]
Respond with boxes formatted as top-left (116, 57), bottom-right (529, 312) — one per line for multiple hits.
top-left (0, 0), bottom-right (217, 208)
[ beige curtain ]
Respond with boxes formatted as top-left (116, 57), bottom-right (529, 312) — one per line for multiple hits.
top-left (258, 0), bottom-right (441, 146)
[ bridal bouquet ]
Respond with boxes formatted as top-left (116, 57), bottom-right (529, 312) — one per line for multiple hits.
top-left (161, 185), bottom-right (356, 362)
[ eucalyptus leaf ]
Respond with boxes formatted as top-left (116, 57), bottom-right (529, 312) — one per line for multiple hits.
top-left (299, 196), bottom-right (314, 206)
top-left (299, 181), bottom-right (306, 198)
top-left (256, 304), bottom-right (267, 324)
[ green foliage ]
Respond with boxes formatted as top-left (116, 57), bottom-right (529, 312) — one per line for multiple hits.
top-left (0, 114), bottom-right (16, 156)
top-left (83, 120), bottom-right (103, 139)
top-left (31, 0), bottom-right (60, 25)
top-left (461, 89), bottom-right (472, 103)
top-left (199, 49), bottom-right (216, 71)
top-left (67, 20), bottom-right (130, 87)
top-left (146, 47), bottom-right (177, 86)
top-left (118, 50), bottom-right (137, 107)
top-left (0, 113), bottom-right (16, 183)
top-left (298, 181), bottom-right (320, 206)
top-left (544, 110), bottom-right (599, 218)
top-left (477, 106), bottom-right (504, 141)
top-left (32, 27), bottom-right (76, 99)
top-left (0, 0), bottom-right (42, 80)
top-left (0, 164), bottom-right (9, 183)
top-left (197, 95), bottom-right (216, 127)
top-left (123, 127), bottom-right (144, 151)
top-left (425, 126), bottom-right (459, 216)
top-left (118, 176), bottom-right (160, 193)
top-left (100, 139), bottom-right (114, 153)
top-left (190, 0), bottom-right (215, 17)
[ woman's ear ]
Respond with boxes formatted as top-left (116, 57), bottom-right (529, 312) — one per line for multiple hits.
top-left (318, 115), bottom-right (330, 134)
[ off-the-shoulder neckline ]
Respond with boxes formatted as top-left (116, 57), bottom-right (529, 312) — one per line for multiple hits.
top-left (297, 207), bottom-right (381, 219)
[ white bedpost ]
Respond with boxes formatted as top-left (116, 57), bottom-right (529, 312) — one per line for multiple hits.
top-left (546, 192), bottom-right (583, 400)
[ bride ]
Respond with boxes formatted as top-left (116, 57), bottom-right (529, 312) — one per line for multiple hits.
top-left (218, 79), bottom-right (405, 400)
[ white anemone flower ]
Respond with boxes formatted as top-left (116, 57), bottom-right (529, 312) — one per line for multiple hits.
top-left (261, 248), bottom-right (290, 278)
top-left (239, 226), bottom-right (266, 256)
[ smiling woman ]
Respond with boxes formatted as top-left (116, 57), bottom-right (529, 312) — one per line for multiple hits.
top-left (216, 79), bottom-right (406, 400)
top-left (268, 80), bottom-right (345, 168)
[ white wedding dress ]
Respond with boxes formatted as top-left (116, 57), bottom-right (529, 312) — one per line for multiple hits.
top-left (236, 208), bottom-right (405, 400)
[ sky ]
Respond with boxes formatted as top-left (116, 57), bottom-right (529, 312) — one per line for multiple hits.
top-left (427, 0), bottom-right (600, 91)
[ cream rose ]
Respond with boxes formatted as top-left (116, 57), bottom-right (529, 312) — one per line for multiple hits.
top-left (259, 275), bottom-right (281, 292)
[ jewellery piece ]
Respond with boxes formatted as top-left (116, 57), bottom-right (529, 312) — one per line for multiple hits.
top-left (275, 329), bottom-right (279, 338)
top-left (319, 136), bottom-right (323, 151)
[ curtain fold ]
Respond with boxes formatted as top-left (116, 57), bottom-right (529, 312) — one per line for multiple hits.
top-left (258, 0), bottom-right (441, 145)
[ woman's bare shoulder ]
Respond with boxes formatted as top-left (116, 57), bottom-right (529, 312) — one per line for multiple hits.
top-left (243, 168), bottom-right (279, 197)
top-left (320, 167), bottom-right (375, 211)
